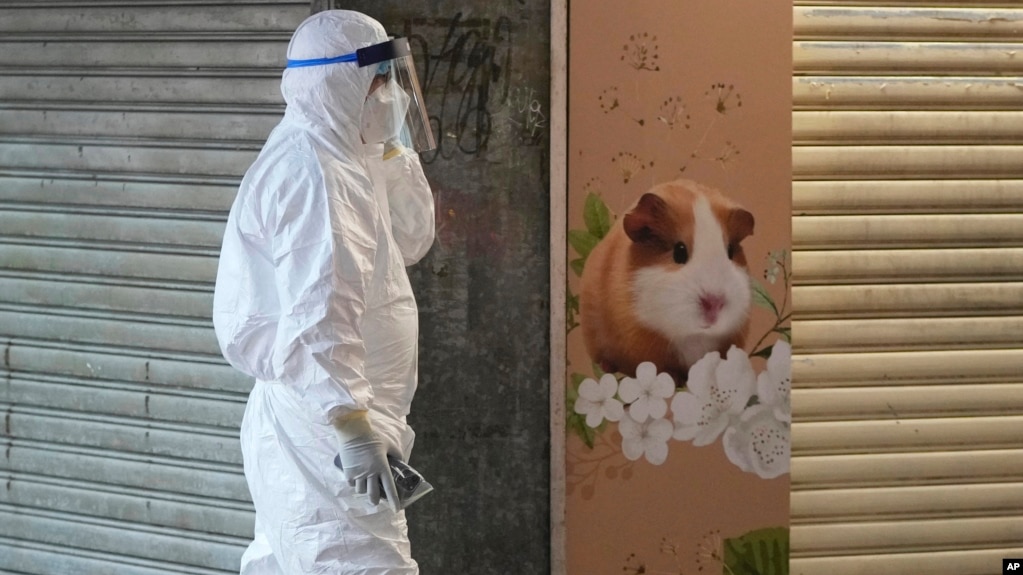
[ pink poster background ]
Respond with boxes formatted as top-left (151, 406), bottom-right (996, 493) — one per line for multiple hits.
top-left (565, 1), bottom-right (792, 573)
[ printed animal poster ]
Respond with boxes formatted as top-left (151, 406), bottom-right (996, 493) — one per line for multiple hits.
top-left (565, 1), bottom-right (792, 573)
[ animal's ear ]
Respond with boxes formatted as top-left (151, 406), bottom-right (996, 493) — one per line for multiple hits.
top-left (623, 193), bottom-right (672, 251)
top-left (727, 207), bottom-right (754, 243)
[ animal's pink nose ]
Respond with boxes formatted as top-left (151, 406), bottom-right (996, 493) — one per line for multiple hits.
top-left (700, 294), bottom-right (725, 313)
top-left (700, 294), bottom-right (725, 323)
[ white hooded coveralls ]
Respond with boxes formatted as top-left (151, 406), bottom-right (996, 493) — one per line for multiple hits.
top-left (212, 10), bottom-right (435, 575)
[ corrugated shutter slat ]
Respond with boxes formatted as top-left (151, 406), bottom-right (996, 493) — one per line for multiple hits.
top-left (0, 73), bottom-right (282, 105)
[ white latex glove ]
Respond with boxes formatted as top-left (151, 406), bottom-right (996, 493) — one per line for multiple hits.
top-left (333, 411), bottom-right (399, 511)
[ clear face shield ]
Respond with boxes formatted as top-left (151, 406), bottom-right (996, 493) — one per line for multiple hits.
top-left (287, 37), bottom-right (435, 154)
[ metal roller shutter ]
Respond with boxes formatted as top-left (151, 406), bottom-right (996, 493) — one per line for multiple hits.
top-left (792, 3), bottom-right (1023, 574)
top-left (0, 2), bottom-right (308, 573)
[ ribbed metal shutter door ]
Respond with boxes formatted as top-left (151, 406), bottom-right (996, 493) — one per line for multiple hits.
top-left (0, 3), bottom-right (307, 573)
top-left (792, 4), bottom-right (1023, 574)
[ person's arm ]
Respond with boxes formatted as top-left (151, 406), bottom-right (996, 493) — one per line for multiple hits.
top-left (379, 146), bottom-right (435, 265)
top-left (268, 162), bottom-right (378, 421)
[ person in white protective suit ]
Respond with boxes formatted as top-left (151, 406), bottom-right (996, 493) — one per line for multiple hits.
top-left (211, 10), bottom-right (436, 574)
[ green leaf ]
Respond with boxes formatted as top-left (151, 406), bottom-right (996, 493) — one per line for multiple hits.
top-left (568, 229), bottom-right (600, 259)
top-left (567, 291), bottom-right (580, 314)
top-left (723, 527), bottom-right (789, 575)
top-left (568, 413), bottom-right (597, 448)
top-left (570, 258), bottom-right (586, 277)
top-left (751, 279), bottom-right (779, 316)
top-left (775, 327), bottom-right (792, 342)
top-left (570, 372), bottom-right (588, 389)
top-left (583, 193), bottom-right (613, 239)
top-left (751, 345), bottom-right (773, 359)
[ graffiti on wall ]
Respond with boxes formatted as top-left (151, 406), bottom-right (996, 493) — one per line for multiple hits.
top-left (314, 3), bottom-right (545, 161)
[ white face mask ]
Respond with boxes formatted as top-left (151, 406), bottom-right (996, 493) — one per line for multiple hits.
top-left (361, 78), bottom-right (411, 145)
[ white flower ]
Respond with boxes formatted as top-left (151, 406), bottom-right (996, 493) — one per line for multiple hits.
top-left (671, 346), bottom-right (756, 446)
top-left (722, 404), bottom-right (790, 479)
top-left (573, 373), bottom-right (624, 428)
top-left (618, 362), bottom-right (676, 422)
top-left (757, 341), bottom-right (791, 423)
top-left (620, 416), bottom-right (674, 465)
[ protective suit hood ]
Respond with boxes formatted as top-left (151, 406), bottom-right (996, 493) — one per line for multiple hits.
top-left (280, 10), bottom-right (387, 151)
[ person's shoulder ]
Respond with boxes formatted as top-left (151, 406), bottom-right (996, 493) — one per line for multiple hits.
top-left (268, 128), bottom-right (324, 177)
top-left (242, 126), bottom-right (375, 206)
top-left (242, 134), bottom-right (324, 195)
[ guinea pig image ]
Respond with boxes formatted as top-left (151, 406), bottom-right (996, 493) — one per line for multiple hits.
top-left (580, 179), bottom-right (755, 384)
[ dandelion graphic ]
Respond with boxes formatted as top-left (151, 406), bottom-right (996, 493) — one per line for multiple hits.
top-left (706, 82), bottom-right (743, 115)
top-left (598, 86), bottom-right (620, 114)
top-left (715, 141), bottom-right (741, 167)
top-left (622, 537), bottom-right (685, 575)
top-left (695, 530), bottom-right (726, 572)
top-left (657, 96), bottom-right (690, 130)
top-left (611, 152), bottom-right (655, 184)
top-left (599, 85), bottom-right (645, 125)
top-left (621, 32), bottom-right (660, 72)
top-left (660, 537), bottom-right (681, 559)
top-left (583, 176), bottom-right (605, 196)
top-left (672, 82), bottom-right (745, 173)
top-left (763, 249), bottom-right (786, 284)
top-left (622, 553), bottom-right (648, 575)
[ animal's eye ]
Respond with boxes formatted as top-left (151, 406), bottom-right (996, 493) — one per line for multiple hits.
top-left (673, 242), bottom-right (689, 264)
top-left (727, 243), bottom-right (736, 260)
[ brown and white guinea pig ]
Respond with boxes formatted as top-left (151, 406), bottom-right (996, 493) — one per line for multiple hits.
top-left (580, 179), bottom-right (755, 384)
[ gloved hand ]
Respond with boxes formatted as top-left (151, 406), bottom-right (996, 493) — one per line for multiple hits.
top-left (333, 411), bottom-right (400, 511)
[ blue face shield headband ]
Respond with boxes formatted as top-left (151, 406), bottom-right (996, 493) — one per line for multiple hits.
top-left (286, 37), bottom-right (408, 70)
top-left (285, 37), bottom-right (435, 153)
